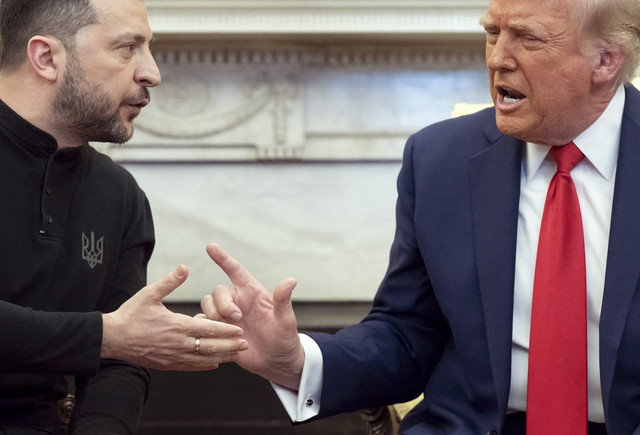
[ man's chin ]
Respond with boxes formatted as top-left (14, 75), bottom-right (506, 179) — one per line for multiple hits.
top-left (113, 130), bottom-right (134, 145)
top-left (494, 115), bottom-right (533, 142)
top-left (96, 124), bottom-right (133, 145)
top-left (112, 117), bottom-right (135, 143)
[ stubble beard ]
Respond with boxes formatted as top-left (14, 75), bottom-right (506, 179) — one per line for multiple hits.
top-left (51, 52), bottom-right (149, 145)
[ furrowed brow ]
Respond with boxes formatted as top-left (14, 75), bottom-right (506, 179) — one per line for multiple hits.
top-left (479, 15), bottom-right (495, 30)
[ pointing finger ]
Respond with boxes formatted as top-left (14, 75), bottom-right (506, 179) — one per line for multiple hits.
top-left (206, 243), bottom-right (256, 288)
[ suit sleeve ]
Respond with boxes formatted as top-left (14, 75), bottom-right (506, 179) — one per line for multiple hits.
top-left (69, 186), bottom-right (154, 435)
top-left (309, 134), bottom-right (450, 418)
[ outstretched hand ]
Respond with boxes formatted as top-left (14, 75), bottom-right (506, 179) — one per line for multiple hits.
top-left (201, 243), bottom-right (305, 391)
top-left (101, 264), bottom-right (248, 371)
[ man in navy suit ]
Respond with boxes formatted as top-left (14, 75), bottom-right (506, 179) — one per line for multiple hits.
top-left (202, 0), bottom-right (640, 432)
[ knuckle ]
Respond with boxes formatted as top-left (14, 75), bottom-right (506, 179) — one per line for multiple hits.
top-left (207, 323), bottom-right (222, 337)
top-left (204, 343), bottom-right (218, 355)
top-left (160, 274), bottom-right (176, 287)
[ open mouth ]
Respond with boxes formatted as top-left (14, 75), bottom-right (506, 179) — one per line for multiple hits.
top-left (498, 87), bottom-right (526, 104)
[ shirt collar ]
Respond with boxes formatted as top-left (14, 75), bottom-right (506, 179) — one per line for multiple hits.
top-left (524, 85), bottom-right (625, 182)
top-left (0, 98), bottom-right (60, 156)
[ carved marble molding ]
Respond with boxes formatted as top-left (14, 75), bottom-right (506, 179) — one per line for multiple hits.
top-left (99, 1), bottom-right (494, 162)
top-left (104, 41), bottom-right (490, 162)
top-left (151, 41), bottom-right (486, 69)
top-left (146, 0), bottom-right (491, 37)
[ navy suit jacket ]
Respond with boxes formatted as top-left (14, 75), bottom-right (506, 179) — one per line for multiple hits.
top-left (310, 85), bottom-right (640, 434)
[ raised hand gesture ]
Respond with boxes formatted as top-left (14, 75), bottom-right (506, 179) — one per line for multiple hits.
top-left (102, 264), bottom-right (248, 371)
top-left (201, 243), bottom-right (305, 391)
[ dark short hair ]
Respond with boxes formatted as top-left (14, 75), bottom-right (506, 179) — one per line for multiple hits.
top-left (0, 0), bottom-right (99, 72)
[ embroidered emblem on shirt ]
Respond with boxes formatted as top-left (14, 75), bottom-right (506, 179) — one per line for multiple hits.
top-left (82, 231), bottom-right (104, 269)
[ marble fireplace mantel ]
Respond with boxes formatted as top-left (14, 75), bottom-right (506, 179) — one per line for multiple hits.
top-left (101, 1), bottom-right (492, 163)
top-left (145, 0), bottom-right (490, 38)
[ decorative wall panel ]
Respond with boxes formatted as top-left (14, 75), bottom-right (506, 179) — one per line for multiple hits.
top-left (107, 41), bottom-right (490, 162)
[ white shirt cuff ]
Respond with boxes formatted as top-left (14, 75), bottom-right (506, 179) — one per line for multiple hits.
top-left (272, 333), bottom-right (323, 422)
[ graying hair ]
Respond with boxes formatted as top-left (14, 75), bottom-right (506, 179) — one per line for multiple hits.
top-left (0, 0), bottom-right (99, 72)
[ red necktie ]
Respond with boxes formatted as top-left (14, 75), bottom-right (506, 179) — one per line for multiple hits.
top-left (527, 142), bottom-right (587, 434)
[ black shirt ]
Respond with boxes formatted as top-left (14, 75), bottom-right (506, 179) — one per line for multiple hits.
top-left (0, 100), bottom-right (155, 434)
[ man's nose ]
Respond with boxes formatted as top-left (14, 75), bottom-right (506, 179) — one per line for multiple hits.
top-left (135, 50), bottom-right (161, 88)
top-left (486, 34), bottom-right (517, 71)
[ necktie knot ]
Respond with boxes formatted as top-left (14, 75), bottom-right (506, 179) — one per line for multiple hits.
top-left (549, 141), bottom-right (584, 174)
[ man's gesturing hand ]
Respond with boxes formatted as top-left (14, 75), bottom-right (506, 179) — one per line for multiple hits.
top-left (201, 243), bottom-right (305, 391)
top-left (101, 265), bottom-right (248, 371)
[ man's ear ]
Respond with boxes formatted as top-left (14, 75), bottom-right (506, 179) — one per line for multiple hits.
top-left (26, 36), bottom-right (65, 82)
top-left (592, 47), bottom-right (625, 86)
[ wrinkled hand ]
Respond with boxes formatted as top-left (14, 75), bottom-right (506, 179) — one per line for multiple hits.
top-left (200, 243), bottom-right (305, 391)
top-left (101, 265), bottom-right (248, 371)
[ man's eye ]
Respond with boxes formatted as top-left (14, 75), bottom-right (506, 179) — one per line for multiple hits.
top-left (520, 33), bottom-right (543, 43)
top-left (485, 31), bottom-right (499, 43)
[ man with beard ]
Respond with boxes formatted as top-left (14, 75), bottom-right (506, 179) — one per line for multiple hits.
top-left (0, 0), bottom-right (249, 434)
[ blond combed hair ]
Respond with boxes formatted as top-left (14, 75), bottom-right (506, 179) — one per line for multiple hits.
top-left (571, 0), bottom-right (640, 84)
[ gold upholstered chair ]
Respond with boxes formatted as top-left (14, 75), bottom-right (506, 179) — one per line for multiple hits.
top-left (361, 395), bottom-right (423, 435)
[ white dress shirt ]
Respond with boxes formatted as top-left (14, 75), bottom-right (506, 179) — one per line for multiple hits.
top-left (509, 86), bottom-right (624, 422)
top-left (273, 333), bottom-right (323, 420)
top-left (277, 86), bottom-right (625, 423)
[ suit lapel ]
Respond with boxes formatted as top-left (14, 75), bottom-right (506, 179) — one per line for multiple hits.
top-left (600, 85), bottom-right (640, 414)
top-left (469, 124), bottom-right (522, 417)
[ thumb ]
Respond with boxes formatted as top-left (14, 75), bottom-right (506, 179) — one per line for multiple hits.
top-left (143, 265), bottom-right (189, 302)
top-left (272, 277), bottom-right (297, 317)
